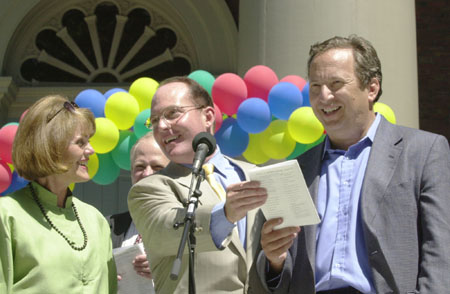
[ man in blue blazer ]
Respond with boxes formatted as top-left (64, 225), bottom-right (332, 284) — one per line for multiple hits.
top-left (256, 35), bottom-right (450, 293)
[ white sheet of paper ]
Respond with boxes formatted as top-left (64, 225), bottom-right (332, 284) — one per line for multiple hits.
top-left (113, 243), bottom-right (155, 294)
top-left (248, 160), bottom-right (320, 229)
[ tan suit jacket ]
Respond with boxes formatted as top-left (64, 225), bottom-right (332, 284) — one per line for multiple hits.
top-left (128, 157), bottom-right (266, 293)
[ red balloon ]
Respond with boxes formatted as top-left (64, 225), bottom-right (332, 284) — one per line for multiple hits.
top-left (0, 160), bottom-right (12, 193)
top-left (214, 103), bottom-right (223, 133)
top-left (211, 73), bottom-right (247, 116)
top-left (280, 75), bottom-right (307, 92)
top-left (0, 124), bottom-right (19, 163)
top-left (244, 65), bottom-right (279, 101)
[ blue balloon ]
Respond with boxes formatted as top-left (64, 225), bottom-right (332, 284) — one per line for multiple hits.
top-left (215, 117), bottom-right (249, 157)
top-left (104, 88), bottom-right (127, 100)
top-left (301, 82), bottom-right (310, 106)
top-left (237, 98), bottom-right (271, 133)
top-left (268, 82), bottom-right (303, 120)
top-left (75, 89), bottom-right (106, 118)
top-left (0, 171), bottom-right (29, 196)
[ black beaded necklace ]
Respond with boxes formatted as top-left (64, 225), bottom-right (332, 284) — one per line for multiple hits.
top-left (29, 182), bottom-right (88, 251)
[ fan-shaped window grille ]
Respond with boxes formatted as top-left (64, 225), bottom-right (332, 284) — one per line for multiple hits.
top-left (20, 2), bottom-right (191, 84)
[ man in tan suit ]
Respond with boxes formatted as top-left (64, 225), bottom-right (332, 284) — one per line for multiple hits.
top-left (128, 76), bottom-right (268, 293)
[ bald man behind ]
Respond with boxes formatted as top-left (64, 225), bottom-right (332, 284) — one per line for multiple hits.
top-left (107, 132), bottom-right (169, 283)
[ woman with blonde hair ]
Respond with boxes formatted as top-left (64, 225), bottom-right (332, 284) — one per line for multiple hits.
top-left (0, 95), bottom-right (117, 293)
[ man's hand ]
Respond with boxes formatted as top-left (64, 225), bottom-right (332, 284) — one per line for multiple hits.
top-left (224, 180), bottom-right (267, 223)
top-left (132, 254), bottom-right (152, 279)
top-left (261, 218), bottom-right (300, 274)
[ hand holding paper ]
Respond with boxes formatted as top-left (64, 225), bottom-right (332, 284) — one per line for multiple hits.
top-left (113, 243), bottom-right (155, 294)
top-left (248, 160), bottom-right (320, 229)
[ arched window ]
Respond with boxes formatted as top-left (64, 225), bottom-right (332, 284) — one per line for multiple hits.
top-left (18, 2), bottom-right (191, 84)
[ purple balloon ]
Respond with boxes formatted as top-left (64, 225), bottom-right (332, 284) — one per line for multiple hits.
top-left (237, 98), bottom-right (271, 133)
top-left (215, 117), bottom-right (249, 157)
top-left (75, 89), bottom-right (106, 118)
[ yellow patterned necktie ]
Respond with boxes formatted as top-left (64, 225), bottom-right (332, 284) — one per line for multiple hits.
top-left (202, 163), bottom-right (226, 201)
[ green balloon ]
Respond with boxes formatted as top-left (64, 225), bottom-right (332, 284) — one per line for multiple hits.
top-left (92, 153), bottom-right (120, 185)
top-left (134, 109), bottom-right (151, 138)
top-left (111, 130), bottom-right (138, 171)
top-left (188, 70), bottom-right (215, 95)
top-left (286, 134), bottom-right (326, 159)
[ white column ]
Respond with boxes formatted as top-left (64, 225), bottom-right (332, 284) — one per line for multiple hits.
top-left (239, 0), bottom-right (418, 128)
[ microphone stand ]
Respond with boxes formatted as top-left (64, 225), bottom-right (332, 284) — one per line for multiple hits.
top-left (171, 170), bottom-right (205, 294)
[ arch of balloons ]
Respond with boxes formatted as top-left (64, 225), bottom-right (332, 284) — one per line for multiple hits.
top-left (0, 65), bottom-right (397, 194)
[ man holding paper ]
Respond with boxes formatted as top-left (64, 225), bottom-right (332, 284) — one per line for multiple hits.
top-left (108, 132), bottom-right (169, 286)
top-left (256, 35), bottom-right (450, 293)
top-left (128, 76), bottom-right (268, 293)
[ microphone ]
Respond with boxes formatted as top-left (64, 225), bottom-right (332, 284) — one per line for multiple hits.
top-left (191, 132), bottom-right (216, 175)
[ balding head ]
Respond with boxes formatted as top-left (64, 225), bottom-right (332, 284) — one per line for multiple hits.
top-left (130, 132), bottom-right (170, 184)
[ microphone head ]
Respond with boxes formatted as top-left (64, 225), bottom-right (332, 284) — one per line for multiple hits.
top-left (192, 132), bottom-right (216, 156)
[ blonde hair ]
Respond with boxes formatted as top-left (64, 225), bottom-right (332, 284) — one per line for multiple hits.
top-left (12, 95), bottom-right (95, 181)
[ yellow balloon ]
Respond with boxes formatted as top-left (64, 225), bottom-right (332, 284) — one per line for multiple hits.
top-left (374, 102), bottom-right (396, 124)
top-left (90, 118), bottom-right (120, 154)
top-left (87, 152), bottom-right (99, 178)
top-left (260, 120), bottom-right (296, 160)
top-left (105, 92), bottom-right (140, 130)
top-left (243, 133), bottom-right (271, 164)
top-left (287, 107), bottom-right (324, 144)
top-left (129, 77), bottom-right (159, 111)
top-left (7, 163), bottom-right (14, 173)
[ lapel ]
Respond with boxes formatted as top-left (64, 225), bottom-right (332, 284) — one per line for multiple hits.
top-left (297, 143), bottom-right (325, 270)
top-left (360, 117), bottom-right (403, 225)
top-left (162, 159), bottom-right (250, 262)
top-left (227, 156), bottom-right (256, 262)
top-left (297, 117), bottom-right (404, 291)
top-left (360, 117), bottom-right (403, 292)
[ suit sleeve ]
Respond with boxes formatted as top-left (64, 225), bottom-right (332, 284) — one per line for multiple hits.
top-left (255, 250), bottom-right (293, 293)
top-left (127, 176), bottom-right (218, 261)
top-left (417, 135), bottom-right (450, 291)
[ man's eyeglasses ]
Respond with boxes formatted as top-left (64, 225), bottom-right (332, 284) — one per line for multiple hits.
top-left (145, 105), bottom-right (204, 131)
top-left (47, 101), bottom-right (79, 123)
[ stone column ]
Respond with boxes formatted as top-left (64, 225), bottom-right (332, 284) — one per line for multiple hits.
top-left (238, 0), bottom-right (418, 128)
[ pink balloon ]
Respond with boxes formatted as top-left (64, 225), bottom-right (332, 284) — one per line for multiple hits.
top-left (20, 109), bottom-right (29, 123)
top-left (280, 75), bottom-right (307, 92)
top-left (211, 73), bottom-right (247, 116)
top-left (214, 103), bottom-right (223, 133)
top-left (244, 65), bottom-right (279, 101)
top-left (0, 124), bottom-right (19, 163)
top-left (0, 160), bottom-right (12, 193)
